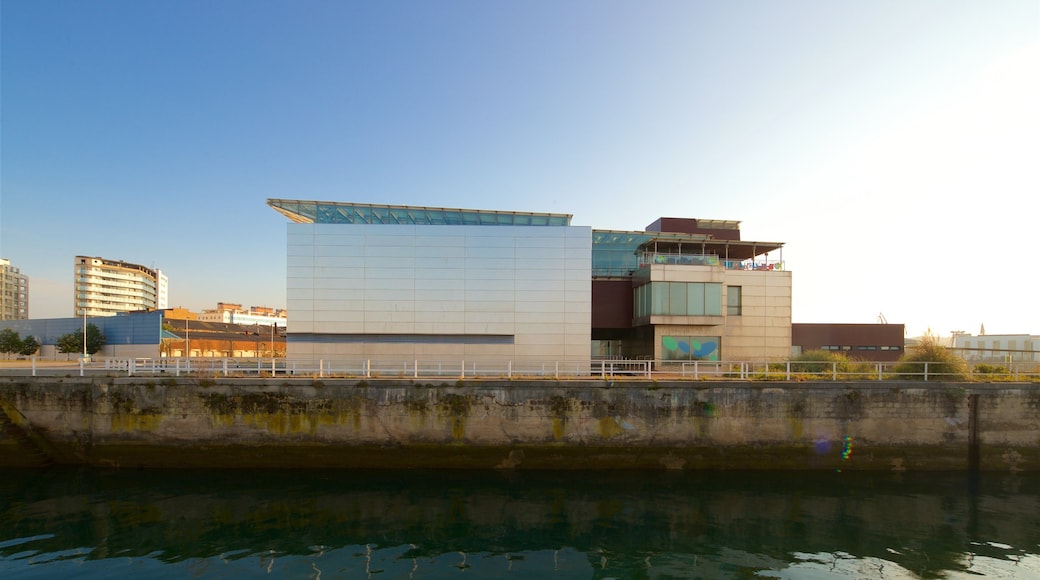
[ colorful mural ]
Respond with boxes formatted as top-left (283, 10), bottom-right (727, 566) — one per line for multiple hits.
top-left (661, 336), bottom-right (720, 361)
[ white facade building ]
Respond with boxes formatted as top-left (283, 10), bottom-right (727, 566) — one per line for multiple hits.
top-left (197, 303), bottom-right (287, 327)
top-left (157, 270), bottom-right (169, 310)
top-left (953, 332), bottom-right (1040, 363)
top-left (74, 256), bottom-right (165, 316)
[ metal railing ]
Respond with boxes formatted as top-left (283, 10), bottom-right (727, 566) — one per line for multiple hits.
top-left (3, 357), bottom-right (1038, 382)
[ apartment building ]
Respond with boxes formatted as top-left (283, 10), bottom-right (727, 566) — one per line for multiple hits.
top-left (74, 256), bottom-right (168, 316)
top-left (0, 258), bottom-right (30, 320)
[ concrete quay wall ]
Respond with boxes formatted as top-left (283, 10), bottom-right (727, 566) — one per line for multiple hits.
top-left (1, 377), bottom-right (1037, 471)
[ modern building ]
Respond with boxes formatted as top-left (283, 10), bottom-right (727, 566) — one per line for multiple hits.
top-left (268, 199), bottom-right (591, 370)
top-left (74, 256), bottom-right (168, 317)
top-left (268, 199), bottom-right (792, 368)
top-left (791, 323), bottom-right (905, 361)
top-left (0, 258), bottom-right (29, 320)
top-left (952, 331), bottom-right (1039, 363)
top-left (591, 218), bottom-right (791, 362)
top-left (197, 302), bottom-right (287, 327)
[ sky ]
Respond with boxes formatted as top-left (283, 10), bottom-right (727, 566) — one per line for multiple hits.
top-left (1, 0), bottom-right (1037, 338)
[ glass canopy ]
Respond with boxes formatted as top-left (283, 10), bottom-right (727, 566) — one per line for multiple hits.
top-left (267, 199), bottom-right (572, 226)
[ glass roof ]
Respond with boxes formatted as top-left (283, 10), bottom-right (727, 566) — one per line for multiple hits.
top-left (267, 199), bottom-right (572, 226)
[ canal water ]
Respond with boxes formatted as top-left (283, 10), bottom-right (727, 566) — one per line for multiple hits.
top-left (0, 468), bottom-right (1036, 579)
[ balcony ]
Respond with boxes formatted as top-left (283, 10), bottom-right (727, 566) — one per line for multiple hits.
top-left (637, 252), bottom-right (785, 272)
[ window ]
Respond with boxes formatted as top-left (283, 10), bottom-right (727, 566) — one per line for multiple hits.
top-left (634, 282), bottom-right (724, 317)
top-left (727, 286), bottom-right (742, 316)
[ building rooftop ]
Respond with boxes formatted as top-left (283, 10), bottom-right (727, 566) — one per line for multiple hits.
top-left (267, 199), bottom-right (572, 226)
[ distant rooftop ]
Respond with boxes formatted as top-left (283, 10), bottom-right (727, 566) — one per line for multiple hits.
top-left (267, 199), bottom-right (572, 226)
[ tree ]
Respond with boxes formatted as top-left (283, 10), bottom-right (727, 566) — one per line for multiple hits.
top-left (85, 323), bottom-right (105, 355)
top-left (56, 333), bottom-right (81, 359)
top-left (18, 335), bottom-right (40, 357)
top-left (0, 328), bottom-right (22, 358)
top-left (56, 324), bottom-right (107, 359)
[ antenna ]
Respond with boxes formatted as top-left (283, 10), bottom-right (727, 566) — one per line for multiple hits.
top-left (877, 312), bottom-right (888, 324)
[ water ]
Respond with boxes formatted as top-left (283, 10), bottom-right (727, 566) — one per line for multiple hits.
top-left (0, 469), bottom-right (1036, 579)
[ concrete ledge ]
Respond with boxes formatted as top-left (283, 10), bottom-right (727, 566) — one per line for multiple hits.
top-left (1, 377), bottom-right (1037, 471)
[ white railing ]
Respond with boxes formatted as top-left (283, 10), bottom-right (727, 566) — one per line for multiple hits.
top-left (4, 357), bottom-right (1038, 382)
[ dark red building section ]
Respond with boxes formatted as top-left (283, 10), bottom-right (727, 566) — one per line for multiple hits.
top-left (792, 323), bottom-right (905, 361)
top-left (592, 279), bottom-right (633, 330)
top-left (645, 218), bottom-right (742, 240)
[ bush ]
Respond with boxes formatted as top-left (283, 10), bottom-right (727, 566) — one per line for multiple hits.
top-left (789, 350), bottom-right (853, 374)
top-left (892, 333), bottom-right (968, 380)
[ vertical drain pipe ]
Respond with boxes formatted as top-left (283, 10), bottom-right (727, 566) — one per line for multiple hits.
top-left (968, 393), bottom-right (980, 471)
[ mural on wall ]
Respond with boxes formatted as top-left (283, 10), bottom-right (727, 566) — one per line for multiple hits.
top-left (662, 336), bottom-right (720, 361)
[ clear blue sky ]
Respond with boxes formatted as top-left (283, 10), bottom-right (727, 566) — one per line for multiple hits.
top-left (2, 0), bottom-right (1037, 338)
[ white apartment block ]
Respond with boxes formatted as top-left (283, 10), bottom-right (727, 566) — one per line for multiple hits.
top-left (74, 256), bottom-right (166, 316)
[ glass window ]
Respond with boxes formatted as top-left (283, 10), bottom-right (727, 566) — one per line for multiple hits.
top-left (651, 283), bottom-right (669, 316)
top-left (686, 283), bottom-right (705, 315)
top-left (727, 286), bottom-right (742, 316)
top-left (705, 283), bottom-right (723, 316)
top-left (668, 282), bottom-right (687, 315)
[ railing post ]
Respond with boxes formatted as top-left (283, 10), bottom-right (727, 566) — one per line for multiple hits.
top-left (786, 361), bottom-right (791, 382)
top-left (694, 361), bottom-right (699, 381)
top-left (878, 363), bottom-right (883, 382)
top-left (555, 361), bottom-right (559, 380)
top-left (414, 360), bottom-right (419, 379)
top-left (832, 362), bottom-right (837, 381)
top-left (175, 359), bottom-right (181, 377)
top-left (223, 359), bottom-right (228, 376)
top-left (460, 360), bottom-right (465, 379)
top-left (366, 359), bottom-right (371, 379)
top-left (924, 362), bottom-right (929, 382)
top-left (319, 359), bottom-right (324, 378)
top-left (80, 358), bottom-right (84, 377)
top-left (508, 360), bottom-right (513, 379)
top-left (128, 359), bottom-right (135, 377)
top-left (31, 356), bottom-right (36, 377)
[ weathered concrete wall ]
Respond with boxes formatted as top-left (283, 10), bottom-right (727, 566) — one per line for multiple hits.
top-left (1, 377), bottom-right (1037, 470)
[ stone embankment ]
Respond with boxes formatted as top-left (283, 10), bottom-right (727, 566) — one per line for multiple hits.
top-left (1, 377), bottom-right (1036, 470)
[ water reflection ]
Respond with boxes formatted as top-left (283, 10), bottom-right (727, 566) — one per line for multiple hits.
top-left (1, 469), bottom-right (1037, 578)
